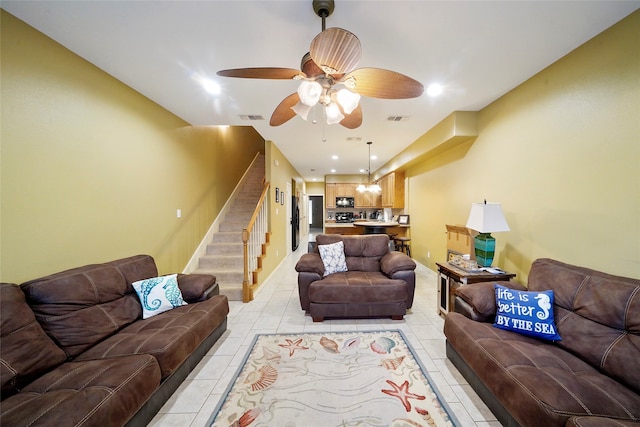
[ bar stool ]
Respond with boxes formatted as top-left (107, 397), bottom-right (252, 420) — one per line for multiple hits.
top-left (387, 233), bottom-right (398, 252)
top-left (394, 237), bottom-right (412, 257)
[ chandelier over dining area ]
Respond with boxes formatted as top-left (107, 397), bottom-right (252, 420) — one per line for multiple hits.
top-left (357, 141), bottom-right (381, 193)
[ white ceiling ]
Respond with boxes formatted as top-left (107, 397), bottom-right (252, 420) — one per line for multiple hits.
top-left (3, 1), bottom-right (638, 182)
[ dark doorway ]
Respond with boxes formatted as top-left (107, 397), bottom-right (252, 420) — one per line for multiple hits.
top-left (309, 195), bottom-right (324, 229)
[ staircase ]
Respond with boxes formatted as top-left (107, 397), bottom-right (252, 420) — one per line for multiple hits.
top-left (192, 155), bottom-right (265, 301)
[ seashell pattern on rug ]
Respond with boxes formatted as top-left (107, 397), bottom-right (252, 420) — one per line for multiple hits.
top-left (244, 364), bottom-right (277, 391)
top-left (320, 336), bottom-right (339, 353)
top-left (209, 331), bottom-right (455, 427)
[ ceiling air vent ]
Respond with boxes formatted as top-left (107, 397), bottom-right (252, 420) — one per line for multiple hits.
top-left (386, 115), bottom-right (410, 122)
top-left (239, 115), bottom-right (265, 121)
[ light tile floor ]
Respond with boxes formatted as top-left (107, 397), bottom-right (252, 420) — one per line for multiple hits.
top-left (149, 234), bottom-right (501, 427)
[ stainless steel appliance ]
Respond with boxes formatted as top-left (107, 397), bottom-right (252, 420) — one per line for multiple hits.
top-left (336, 197), bottom-right (355, 208)
top-left (335, 212), bottom-right (354, 223)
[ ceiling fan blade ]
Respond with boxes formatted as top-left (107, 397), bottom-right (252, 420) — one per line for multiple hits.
top-left (339, 104), bottom-right (363, 129)
top-left (270, 93), bottom-right (300, 126)
top-left (343, 68), bottom-right (424, 99)
top-left (310, 27), bottom-right (362, 74)
top-left (217, 67), bottom-right (305, 80)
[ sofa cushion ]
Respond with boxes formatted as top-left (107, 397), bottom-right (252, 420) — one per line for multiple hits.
top-left (309, 271), bottom-right (407, 304)
top-left (20, 255), bottom-right (159, 357)
top-left (0, 355), bottom-right (161, 427)
top-left (0, 283), bottom-right (67, 397)
top-left (316, 234), bottom-right (389, 272)
top-left (493, 284), bottom-right (562, 341)
top-left (132, 274), bottom-right (187, 319)
top-left (445, 311), bottom-right (640, 425)
top-left (318, 241), bottom-right (348, 276)
top-left (528, 258), bottom-right (640, 393)
top-left (75, 294), bottom-right (229, 378)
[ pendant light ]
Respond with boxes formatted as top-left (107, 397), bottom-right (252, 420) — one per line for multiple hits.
top-left (357, 141), bottom-right (381, 193)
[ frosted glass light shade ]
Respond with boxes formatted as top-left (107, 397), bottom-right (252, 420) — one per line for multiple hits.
top-left (465, 202), bottom-right (510, 233)
top-left (336, 88), bottom-right (360, 114)
top-left (297, 80), bottom-right (322, 106)
top-left (325, 103), bottom-right (345, 124)
top-left (291, 102), bottom-right (312, 120)
top-left (369, 183), bottom-right (381, 193)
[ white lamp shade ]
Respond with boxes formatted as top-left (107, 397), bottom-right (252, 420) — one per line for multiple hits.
top-left (369, 183), bottom-right (381, 193)
top-left (291, 102), bottom-right (312, 120)
top-left (336, 88), bottom-right (360, 114)
top-left (325, 102), bottom-right (345, 124)
top-left (297, 80), bottom-right (322, 106)
top-left (465, 202), bottom-right (510, 233)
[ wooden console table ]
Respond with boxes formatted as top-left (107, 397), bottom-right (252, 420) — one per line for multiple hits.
top-left (436, 262), bottom-right (516, 316)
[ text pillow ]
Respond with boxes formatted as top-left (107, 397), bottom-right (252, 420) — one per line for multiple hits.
top-left (318, 241), bottom-right (348, 277)
top-left (493, 283), bottom-right (561, 341)
top-left (132, 274), bottom-right (187, 319)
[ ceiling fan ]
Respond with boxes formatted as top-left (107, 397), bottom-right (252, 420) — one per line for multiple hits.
top-left (217, 0), bottom-right (424, 129)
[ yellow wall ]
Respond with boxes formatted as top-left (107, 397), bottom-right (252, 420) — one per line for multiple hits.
top-left (0, 11), bottom-right (264, 283)
top-left (407, 10), bottom-right (640, 281)
top-left (259, 141), bottom-right (305, 283)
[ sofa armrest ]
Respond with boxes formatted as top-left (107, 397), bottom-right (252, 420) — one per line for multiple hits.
top-left (454, 280), bottom-right (526, 322)
top-left (295, 253), bottom-right (325, 276)
top-left (380, 251), bottom-right (416, 276)
top-left (177, 273), bottom-right (217, 303)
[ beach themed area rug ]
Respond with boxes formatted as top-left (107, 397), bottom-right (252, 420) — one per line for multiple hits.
top-left (207, 330), bottom-right (458, 427)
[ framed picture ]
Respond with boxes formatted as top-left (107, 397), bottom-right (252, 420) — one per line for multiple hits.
top-left (280, 191), bottom-right (285, 205)
top-left (275, 187), bottom-right (279, 203)
top-left (398, 215), bottom-right (410, 225)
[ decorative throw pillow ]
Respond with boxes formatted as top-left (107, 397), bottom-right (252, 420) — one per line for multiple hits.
top-left (493, 283), bottom-right (561, 341)
top-left (132, 274), bottom-right (187, 319)
top-left (318, 241), bottom-right (348, 277)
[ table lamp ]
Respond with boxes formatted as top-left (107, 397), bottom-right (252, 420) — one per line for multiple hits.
top-left (465, 201), bottom-right (510, 267)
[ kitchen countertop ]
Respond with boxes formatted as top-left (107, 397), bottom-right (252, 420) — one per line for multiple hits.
top-left (324, 222), bottom-right (409, 228)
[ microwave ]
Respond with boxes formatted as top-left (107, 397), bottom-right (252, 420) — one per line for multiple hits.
top-left (336, 197), bottom-right (355, 208)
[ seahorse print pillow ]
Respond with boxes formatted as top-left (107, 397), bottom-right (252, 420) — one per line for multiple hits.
top-left (132, 274), bottom-right (187, 319)
top-left (493, 283), bottom-right (561, 341)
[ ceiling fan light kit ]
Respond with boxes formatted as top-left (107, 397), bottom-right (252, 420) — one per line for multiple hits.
top-left (216, 0), bottom-right (424, 129)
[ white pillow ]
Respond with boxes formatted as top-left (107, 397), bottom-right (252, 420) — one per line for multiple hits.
top-left (318, 241), bottom-right (348, 277)
top-left (132, 274), bottom-right (187, 319)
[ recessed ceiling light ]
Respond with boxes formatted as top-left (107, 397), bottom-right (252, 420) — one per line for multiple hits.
top-left (331, 169), bottom-right (336, 173)
top-left (371, 155), bottom-right (378, 160)
top-left (331, 155), bottom-right (338, 160)
top-left (201, 78), bottom-right (220, 95)
top-left (359, 169), bottom-right (366, 173)
top-left (427, 83), bottom-right (443, 97)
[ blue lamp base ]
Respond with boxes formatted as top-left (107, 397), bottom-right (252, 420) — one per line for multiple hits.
top-left (474, 233), bottom-right (496, 267)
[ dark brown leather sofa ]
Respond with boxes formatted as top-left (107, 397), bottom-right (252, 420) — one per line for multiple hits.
top-left (295, 234), bottom-right (416, 322)
top-left (0, 254), bottom-right (229, 427)
top-left (444, 258), bottom-right (640, 427)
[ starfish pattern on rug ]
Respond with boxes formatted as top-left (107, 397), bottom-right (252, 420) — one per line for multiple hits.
top-left (277, 338), bottom-right (309, 357)
top-left (381, 379), bottom-right (426, 412)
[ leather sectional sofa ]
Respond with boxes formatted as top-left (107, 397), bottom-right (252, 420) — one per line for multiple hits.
top-left (295, 234), bottom-right (416, 322)
top-left (0, 254), bottom-right (229, 427)
top-left (444, 258), bottom-right (640, 426)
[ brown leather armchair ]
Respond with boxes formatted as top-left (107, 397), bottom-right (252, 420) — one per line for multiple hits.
top-left (295, 234), bottom-right (416, 322)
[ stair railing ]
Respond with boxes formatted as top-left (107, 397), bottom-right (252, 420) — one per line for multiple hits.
top-left (242, 181), bottom-right (270, 302)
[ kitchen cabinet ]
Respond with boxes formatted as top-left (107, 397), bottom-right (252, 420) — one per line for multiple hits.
top-left (336, 183), bottom-right (356, 197)
top-left (355, 189), bottom-right (381, 208)
top-left (380, 171), bottom-right (405, 208)
top-left (325, 183), bottom-right (336, 208)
